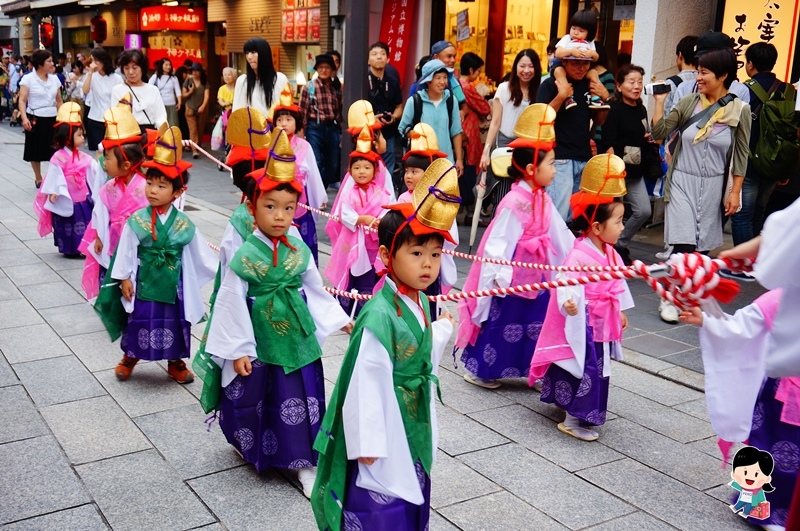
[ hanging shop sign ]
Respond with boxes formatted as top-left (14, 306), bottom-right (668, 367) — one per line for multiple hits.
top-left (140, 6), bottom-right (206, 32)
top-left (378, 0), bottom-right (417, 85)
top-left (722, 0), bottom-right (800, 81)
top-left (147, 47), bottom-right (203, 66)
top-left (281, 1), bottom-right (320, 44)
top-left (125, 33), bottom-right (143, 49)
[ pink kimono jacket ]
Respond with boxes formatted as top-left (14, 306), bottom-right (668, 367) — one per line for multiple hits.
top-left (34, 148), bottom-right (97, 237)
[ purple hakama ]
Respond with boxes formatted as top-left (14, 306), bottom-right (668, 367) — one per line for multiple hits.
top-left (338, 270), bottom-right (377, 318)
top-left (461, 291), bottom-right (550, 380)
top-left (295, 208), bottom-right (319, 264)
top-left (342, 459), bottom-right (431, 531)
top-left (539, 324), bottom-right (609, 427)
top-left (120, 279), bottom-right (191, 361)
top-left (219, 358), bottom-right (326, 473)
top-left (52, 198), bottom-right (93, 255)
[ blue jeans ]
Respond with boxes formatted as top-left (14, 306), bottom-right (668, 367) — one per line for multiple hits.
top-left (733, 499), bottom-right (754, 515)
top-left (731, 172), bottom-right (777, 246)
top-left (548, 159), bottom-right (587, 221)
top-left (306, 121), bottom-right (342, 187)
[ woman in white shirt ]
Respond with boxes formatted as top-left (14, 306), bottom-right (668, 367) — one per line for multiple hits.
top-left (231, 37), bottom-right (288, 116)
top-left (111, 49), bottom-right (167, 132)
top-left (67, 61), bottom-right (86, 103)
top-left (149, 58), bottom-right (182, 127)
top-left (82, 47), bottom-right (122, 154)
top-left (18, 49), bottom-right (63, 187)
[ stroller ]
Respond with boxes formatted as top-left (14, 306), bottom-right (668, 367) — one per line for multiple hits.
top-left (212, 108), bottom-right (231, 171)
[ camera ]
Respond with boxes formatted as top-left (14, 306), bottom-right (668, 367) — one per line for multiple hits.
top-left (645, 82), bottom-right (671, 95)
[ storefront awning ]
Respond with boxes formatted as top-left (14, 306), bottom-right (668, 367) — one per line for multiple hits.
top-left (30, 0), bottom-right (77, 8)
top-left (1, 0), bottom-right (31, 17)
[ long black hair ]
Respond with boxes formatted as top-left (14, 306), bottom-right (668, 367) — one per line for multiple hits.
top-left (507, 49), bottom-right (541, 107)
top-left (90, 48), bottom-right (113, 76)
top-left (153, 59), bottom-right (174, 79)
top-left (570, 198), bottom-right (623, 234)
top-left (243, 38), bottom-right (278, 107)
top-left (732, 446), bottom-right (775, 492)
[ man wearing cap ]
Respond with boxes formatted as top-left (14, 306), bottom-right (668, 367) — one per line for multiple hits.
top-left (398, 59), bottom-right (464, 175)
top-left (429, 40), bottom-right (466, 106)
top-left (300, 53), bottom-right (343, 189)
top-left (365, 42), bottom-right (404, 180)
top-left (537, 55), bottom-right (609, 220)
top-left (669, 31), bottom-right (750, 112)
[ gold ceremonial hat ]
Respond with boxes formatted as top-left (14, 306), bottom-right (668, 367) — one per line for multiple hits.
top-left (55, 102), bottom-right (83, 126)
top-left (103, 107), bottom-right (142, 145)
top-left (347, 100), bottom-right (378, 133)
top-left (579, 154), bottom-right (627, 197)
top-left (350, 125), bottom-right (381, 163)
top-left (227, 107), bottom-right (271, 149)
top-left (510, 103), bottom-right (557, 148)
top-left (268, 83), bottom-right (300, 121)
top-left (412, 157), bottom-right (461, 232)
top-left (153, 126), bottom-right (184, 166)
top-left (402, 123), bottom-right (448, 161)
top-left (117, 92), bottom-right (133, 109)
top-left (265, 128), bottom-right (296, 182)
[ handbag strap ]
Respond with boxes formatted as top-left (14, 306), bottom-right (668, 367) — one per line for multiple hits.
top-left (124, 81), bottom-right (153, 125)
top-left (678, 93), bottom-right (735, 135)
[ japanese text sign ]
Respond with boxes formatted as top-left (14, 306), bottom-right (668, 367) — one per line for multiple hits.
top-left (378, 0), bottom-right (418, 85)
top-left (140, 6), bottom-right (206, 32)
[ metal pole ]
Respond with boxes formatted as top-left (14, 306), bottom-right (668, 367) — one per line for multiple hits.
top-left (340, 0), bottom-right (369, 183)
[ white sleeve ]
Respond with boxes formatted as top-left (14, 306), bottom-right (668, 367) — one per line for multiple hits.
top-left (473, 209), bottom-right (521, 324)
top-left (619, 282), bottom-right (634, 312)
top-left (40, 164), bottom-right (73, 217)
top-left (109, 223), bottom-right (139, 313)
top-left (89, 190), bottom-right (112, 268)
top-left (301, 258), bottom-right (351, 342)
top-left (755, 197), bottom-right (800, 289)
top-left (181, 231), bottom-right (219, 325)
top-left (555, 35), bottom-right (572, 48)
top-left (231, 75), bottom-right (248, 111)
top-left (148, 75), bottom-right (157, 86)
top-left (87, 159), bottom-right (107, 197)
top-left (340, 200), bottom-right (359, 231)
top-left (205, 267), bottom-right (256, 362)
top-left (440, 220), bottom-right (459, 289)
top-left (172, 77), bottom-right (181, 99)
top-left (219, 223), bottom-right (245, 281)
top-left (149, 87), bottom-right (168, 129)
top-left (303, 149), bottom-right (327, 210)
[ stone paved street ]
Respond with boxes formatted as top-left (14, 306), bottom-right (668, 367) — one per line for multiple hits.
top-left (0, 125), bottom-right (766, 530)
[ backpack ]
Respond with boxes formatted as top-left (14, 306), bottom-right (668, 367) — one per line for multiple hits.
top-left (667, 74), bottom-right (684, 88)
top-left (746, 78), bottom-right (800, 180)
top-left (403, 90), bottom-right (454, 151)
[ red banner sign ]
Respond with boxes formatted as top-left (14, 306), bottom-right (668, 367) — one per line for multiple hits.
top-left (139, 7), bottom-right (205, 32)
top-left (147, 48), bottom-right (203, 69)
top-left (377, 0), bottom-right (417, 85)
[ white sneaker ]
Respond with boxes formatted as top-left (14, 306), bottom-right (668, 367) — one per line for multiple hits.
top-left (659, 300), bottom-right (680, 324)
top-left (655, 246), bottom-right (673, 261)
top-left (297, 467), bottom-right (317, 499)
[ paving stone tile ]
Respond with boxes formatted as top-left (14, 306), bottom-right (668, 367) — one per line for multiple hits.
top-left (321, 353), bottom-right (345, 383)
top-left (430, 449), bottom-right (502, 509)
top-left (622, 325), bottom-right (648, 340)
top-left (0, 277), bottom-right (23, 300)
top-left (429, 511), bottom-right (460, 530)
top-left (57, 266), bottom-right (86, 293)
top-left (689, 437), bottom-right (744, 462)
top-left (0, 384), bottom-right (49, 443)
top-left (578, 458), bottom-right (751, 531)
top-left (38, 251), bottom-right (86, 270)
top-left (94, 363), bottom-right (198, 417)
top-left (436, 368), bottom-right (513, 415)
top-left (625, 311), bottom-right (681, 333)
top-left (437, 404), bottom-right (510, 456)
top-left (19, 280), bottom-right (86, 309)
top-left (622, 333), bottom-right (693, 358)
top-left (0, 246), bottom-right (40, 267)
top-left (0, 298), bottom-right (44, 329)
top-left (40, 395), bottom-right (152, 464)
top-left (632, 294), bottom-right (661, 313)
top-left (322, 331), bottom-right (352, 356)
top-left (660, 348), bottom-right (705, 374)
top-left (0, 354), bottom-right (18, 387)
top-left (63, 330), bottom-right (122, 372)
top-left (39, 302), bottom-right (105, 337)
top-left (437, 491), bottom-right (568, 530)
top-left (658, 366), bottom-right (705, 391)
top-left (608, 387), bottom-right (713, 443)
top-left (76, 450), bottom-right (214, 531)
top-left (654, 324), bottom-right (701, 348)
top-left (24, 236), bottom-right (60, 255)
top-left (189, 466), bottom-right (317, 530)
top-left (0, 436), bottom-right (90, 524)
top-left (672, 397), bottom-right (709, 421)
top-left (134, 403), bottom-right (243, 480)
top-left (0, 323), bottom-right (73, 364)
top-left (0, 233), bottom-right (25, 250)
top-left (14, 355), bottom-right (106, 406)
top-left (610, 362), bottom-right (703, 407)
top-left (4, 262), bottom-right (62, 286)
top-left (468, 404), bottom-right (624, 472)
top-left (704, 484), bottom-right (735, 505)
top-left (460, 444), bottom-right (633, 529)
top-left (584, 511), bottom-right (677, 530)
top-left (597, 418), bottom-right (725, 491)
top-left (618, 349), bottom-right (675, 374)
top-left (491, 379), bottom-right (572, 423)
top-left (3, 504), bottom-right (108, 531)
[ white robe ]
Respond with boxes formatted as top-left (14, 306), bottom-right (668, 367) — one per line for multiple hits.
top-left (110, 206), bottom-right (218, 326)
top-left (342, 277), bottom-right (453, 505)
top-left (473, 180), bottom-right (575, 326)
top-left (39, 153), bottom-right (103, 217)
top-left (755, 197), bottom-right (800, 377)
top-left (205, 228), bottom-right (350, 387)
top-left (297, 143), bottom-right (328, 218)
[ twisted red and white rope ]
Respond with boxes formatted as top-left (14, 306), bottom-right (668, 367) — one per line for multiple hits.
top-left (183, 140), bottom-right (232, 172)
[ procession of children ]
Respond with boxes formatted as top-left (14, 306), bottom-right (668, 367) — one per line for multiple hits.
top-left (30, 87), bottom-right (800, 530)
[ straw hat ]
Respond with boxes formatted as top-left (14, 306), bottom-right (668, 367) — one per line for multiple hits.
top-left (402, 123), bottom-right (447, 161)
top-left (142, 126), bottom-right (192, 180)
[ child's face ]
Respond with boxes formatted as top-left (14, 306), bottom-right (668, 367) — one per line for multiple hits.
top-left (732, 463), bottom-right (772, 490)
top-left (570, 25), bottom-right (589, 41)
top-left (533, 150), bottom-right (556, 188)
top-left (250, 188), bottom-right (298, 238)
top-left (350, 160), bottom-right (375, 185)
top-left (223, 69), bottom-right (234, 84)
top-left (275, 114), bottom-right (297, 136)
top-left (102, 148), bottom-right (129, 178)
top-left (380, 237), bottom-right (443, 291)
top-left (72, 128), bottom-right (85, 149)
top-left (593, 202), bottom-right (625, 245)
top-left (145, 176), bottom-right (183, 209)
top-left (404, 166), bottom-right (425, 192)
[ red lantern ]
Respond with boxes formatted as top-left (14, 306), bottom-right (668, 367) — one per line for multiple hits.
top-left (39, 22), bottom-right (54, 48)
top-left (90, 16), bottom-right (107, 43)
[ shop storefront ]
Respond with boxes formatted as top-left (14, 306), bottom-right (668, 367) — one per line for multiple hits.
top-left (58, 8), bottom-right (135, 61)
top-left (139, 6), bottom-right (206, 69)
